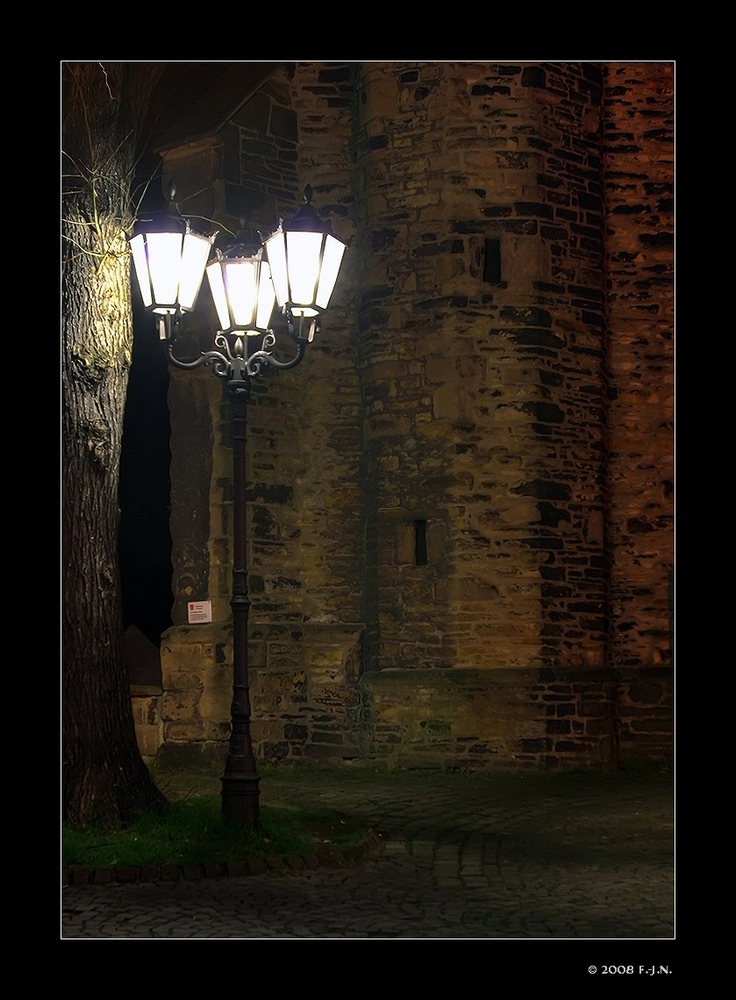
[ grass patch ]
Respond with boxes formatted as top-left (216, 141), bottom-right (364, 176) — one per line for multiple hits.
top-left (63, 797), bottom-right (370, 869)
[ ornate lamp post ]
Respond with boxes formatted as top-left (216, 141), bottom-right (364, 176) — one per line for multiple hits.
top-left (130, 185), bottom-right (347, 827)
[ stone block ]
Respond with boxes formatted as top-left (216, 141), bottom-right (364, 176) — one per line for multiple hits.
top-left (130, 693), bottom-right (163, 759)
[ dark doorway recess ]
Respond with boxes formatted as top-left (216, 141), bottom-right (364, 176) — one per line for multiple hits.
top-left (119, 301), bottom-right (174, 650)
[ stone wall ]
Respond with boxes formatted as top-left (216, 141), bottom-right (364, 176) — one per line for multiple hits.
top-left (362, 666), bottom-right (672, 769)
top-left (155, 625), bottom-right (672, 770)
top-left (139, 62), bottom-right (674, 771)
top-left (156, 622), bottom-right (365, 769)
top-left (353, 62), bottom-right (613, 673)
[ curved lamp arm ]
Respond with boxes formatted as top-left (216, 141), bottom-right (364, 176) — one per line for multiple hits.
top-left (164, 323), bottom-right (309, 399)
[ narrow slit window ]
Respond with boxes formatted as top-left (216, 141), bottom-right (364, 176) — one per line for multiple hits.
top-left (483, 237), bottom-right (502, 284)
top-left (414, 519), bottom-right (428, 566)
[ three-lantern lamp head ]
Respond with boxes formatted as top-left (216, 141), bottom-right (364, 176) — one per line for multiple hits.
top-left (130, 185), bottom-right (346, 345)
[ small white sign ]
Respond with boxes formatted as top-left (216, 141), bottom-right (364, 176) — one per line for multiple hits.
top-left (187, 600), bottom-right (212, 624)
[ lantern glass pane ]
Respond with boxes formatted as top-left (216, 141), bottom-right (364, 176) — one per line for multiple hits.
top-left (179, 232), bottom-right (212, 311)
top-left (224, 259), bottom-right (259, 326)
top-left (255, 260), bottom-right (276, 331)
top-left (286, 231), bottom-right (322, 312)
top-left (130, 234), bottom-right (153, 308)
top-left (265, 232), bottom-right (288, 306)
top-left (315, 235), bottom-right (346, 310)
top-left (147, 232), bottom-right (184, 309)
top-left (206, 261), bottom-right (231, 331)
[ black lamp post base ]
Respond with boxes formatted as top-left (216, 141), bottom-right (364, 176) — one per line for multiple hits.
top-left (221, 773), bottom-right (261, 828)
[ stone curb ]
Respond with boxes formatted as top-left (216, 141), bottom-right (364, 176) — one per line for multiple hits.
top-left (62, 829), bottom-right (384, 887)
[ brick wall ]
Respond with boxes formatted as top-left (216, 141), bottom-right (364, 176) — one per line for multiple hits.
top-left (602, 64), bottom-right (674, 668)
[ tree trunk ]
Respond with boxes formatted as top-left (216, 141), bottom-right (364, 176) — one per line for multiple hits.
top-left (62, 63), bottom-right (167, 828)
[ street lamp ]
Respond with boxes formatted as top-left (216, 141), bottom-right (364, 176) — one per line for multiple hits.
top-left (130, 184), bottom-right (347, 827)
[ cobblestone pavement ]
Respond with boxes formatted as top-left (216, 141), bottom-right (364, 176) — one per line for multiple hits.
top-left (61, 764), bottom-right (676, 951)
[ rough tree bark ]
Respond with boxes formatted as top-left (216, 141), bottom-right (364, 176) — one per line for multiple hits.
top-left (62, 62), bottom-right (167, 828)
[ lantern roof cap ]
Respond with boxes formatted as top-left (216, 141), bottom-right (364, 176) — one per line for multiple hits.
top-left (132, 182), bottom-right (191, 237)
top-left (215, 223), bottom-right (263, 260)
top-left (280, 186), bottom-right (333, 235)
